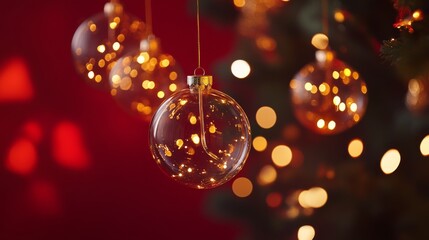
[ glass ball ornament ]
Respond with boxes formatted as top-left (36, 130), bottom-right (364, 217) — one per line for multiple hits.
top-left (290, 50), bottom-right (368, 134)
top-left (406, 75), bottom-right (429, 114)
top-left (109, 35), bottom-right (185, 121)
top-left (149, 75), bottom-right (251, 189)
top-left (71, 1), bottom-right (145, 91)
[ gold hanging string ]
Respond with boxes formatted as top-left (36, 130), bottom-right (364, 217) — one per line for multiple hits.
top-left (145, 0), bottom-right (153, 35)
top-left (194, 0), bottom-right (205, 75)
top-left (322, 0), bottom-right (329, 36)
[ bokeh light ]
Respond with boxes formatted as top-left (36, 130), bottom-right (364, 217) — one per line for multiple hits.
top-left (0, 57), bottom-right (34, 102)
top-left (6, 138), bottom-right (37, 175)
top-left (298, 225), bottom-right (316, 240)
top-left (52, 121), bottom-right (90, 170)
top-left (252, 136), bottom-right (268, 152)
top-left (233, 0), bottom-right (246, 8)
top-left (266, 192), bottom-right (282, 208)
top-left (311, 33), bottom-right (329, 50)
top-left (348, 138), bottom-right (364, 158)
top-left (232, 177), bottom-right (253, 198)
top-left (271, 145), bottom-right (292, 167)
top-left (420, 135), bottom-right (429, 156)
top-left (334, 10), bottom-right (345, 23)
top-left (257, 165), bottom-right (277, 185)
top-left (380, 149), bottom-right (401, 174)
top-left (298, 187), bottom-right (328, 208)
top-left (231, 59), bottom-right (251, 79)
top-left (256, 106), bottom-right (277, 129)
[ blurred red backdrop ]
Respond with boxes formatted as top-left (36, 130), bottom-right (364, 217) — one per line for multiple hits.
top-left (0, 0), bottom-right (241, 239)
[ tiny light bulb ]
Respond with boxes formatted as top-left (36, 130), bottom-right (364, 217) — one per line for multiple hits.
top-left (149, 74), bottom-right (251, 189)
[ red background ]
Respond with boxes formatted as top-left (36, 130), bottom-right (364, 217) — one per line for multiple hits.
top-left (0, 0), bottom-right (241, 239)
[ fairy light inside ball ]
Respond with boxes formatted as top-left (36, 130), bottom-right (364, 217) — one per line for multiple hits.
top-left (149, 74), bottom-right (251, 189)
top-left (71, 1), bottom-right (145, 91)
top-left (290, 50), bottom-right (368, 134)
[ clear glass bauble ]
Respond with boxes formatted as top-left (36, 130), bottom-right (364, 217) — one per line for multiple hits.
top-left (71, 1), bottom-right (145, 91)
top-left (149, 76), bottom-right (251, 189)
top-left (109, 36), bottom-right (185, 121)
top-left (290, 50), bottom-right (368, 134)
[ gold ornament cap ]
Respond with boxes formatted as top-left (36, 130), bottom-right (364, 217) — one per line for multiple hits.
top-left (187, 75), bottom-right (213, 90)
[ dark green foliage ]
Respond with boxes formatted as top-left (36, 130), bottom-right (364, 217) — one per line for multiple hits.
top-left (201, 0), bottom-right (429, 239)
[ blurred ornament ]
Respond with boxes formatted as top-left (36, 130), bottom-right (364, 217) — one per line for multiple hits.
top-left (71, 0), bottom-right (145, 91)
top-left (109, 35), bottom-right (185, 121)
top-left (149, 74), bottom-right (251, 189)
top-left (236, 0), bottom-right (282, 38)
top-left (290, 50), bottom-right (368, 134)
top-left (406, 74), bottom-right (429, 114)
top-left (235, 0), bottom-right (284, 62)
top-left (393, 9), bottom-right (423, 33)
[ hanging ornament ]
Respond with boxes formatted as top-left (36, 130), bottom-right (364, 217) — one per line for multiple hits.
top-left (149, 74), bottom-right (251, 189)
top-left (149, 0), bottom-right (252, 189)
top-left (71, 0), bottom-right (145, 91)
top-left (109, 0), bottom-right (185, 121)
top-left (290, 50), bottom-right (368, 134)
top-left (406, 74), bottom-right (429, 114)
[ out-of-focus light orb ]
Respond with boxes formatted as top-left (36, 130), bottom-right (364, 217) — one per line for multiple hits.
top-left (420, 135), bottom-right (429, 156)
top-left (6, 138), bottom-right (37, 175)
top-left (149, 75), bottom-right (251, 189)
top-left (257, 165), bottom-right (277, 186)
top-left (252, 136), bottom-right (268, 152)
top-left (256, 106), bottom-right (277, 129)
top-left (334, 10), bottom-right (345, 23)
top-left (71, 1), bottom-right (145, 91)
top-left (406, 77), bottom-right (429, 114)
top-left (256, 36), bottom-right (277, 51)
top-left (380, 149), bottom-right (401, 174)
top-left (271, 145), bottom-right (292, 167)
top-left (233, 0), bottom-right (246, 8)
top-left (311, 33), bottom-right (329, 50)
top-left (298, 225), bottom-right (316, 240)
top-left (231, 59), bottom-right (251, 79)
top-left (290, 50), bottom-right (368, 134)
top-left (266, 192), bottom-right (282, 208)
top-left (232, 177), bottom-right (253, 198)
top-left (348, 138), bottom-right (364, 158)
top-left (109, 35), bottom-right (185, 121)
top-left (298, 187), bottom-right (328, 208)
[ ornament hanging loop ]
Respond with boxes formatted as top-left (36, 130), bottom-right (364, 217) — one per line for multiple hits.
top-left (193, 67), bottom-right (206, 76)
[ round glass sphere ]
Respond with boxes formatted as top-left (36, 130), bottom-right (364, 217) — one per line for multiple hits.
top-left (290, 50), bottom-right (368, 134)
top-left (71, 1), bottom-right (145, 91)
top-left (406, 76), bottom-right (429, 114)
top-left (149, 76), bottom-right (251, 189)
top-left (109, 36), bottom-right (185, 121)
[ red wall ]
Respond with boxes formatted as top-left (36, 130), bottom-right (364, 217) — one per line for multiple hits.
top-left (0, 0), bottom-right (239, 239)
